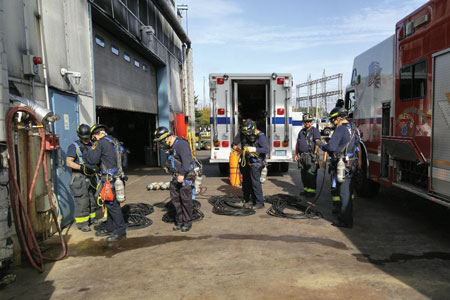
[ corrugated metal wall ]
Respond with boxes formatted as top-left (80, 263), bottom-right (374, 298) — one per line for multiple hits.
top-left (93, 24), bottom-right (158, 113)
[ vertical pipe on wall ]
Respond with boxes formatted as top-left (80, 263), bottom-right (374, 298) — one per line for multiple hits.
top-left (36, 0), bottom-right (50, 110)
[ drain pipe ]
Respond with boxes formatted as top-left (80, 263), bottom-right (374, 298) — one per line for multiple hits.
top-left (36, 0), bottom-right (50, 110)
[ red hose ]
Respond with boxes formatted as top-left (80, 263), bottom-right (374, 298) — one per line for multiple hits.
top-left (6, 106), bottom-right (67, 272)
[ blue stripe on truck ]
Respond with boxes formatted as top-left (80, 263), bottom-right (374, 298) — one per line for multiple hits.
top-left (210, 117), bottom-right (231, 124)
top-left (292, 120), bottom-right (303, 126)
top-left (271, 117), bottom-right (292, 124)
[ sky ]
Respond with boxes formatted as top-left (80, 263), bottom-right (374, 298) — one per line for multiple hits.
top-left (178, 0), bottom-right (428, 109)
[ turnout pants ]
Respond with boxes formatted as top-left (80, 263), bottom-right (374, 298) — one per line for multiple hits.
top-left (240, 163), bottom-right (264, 205)
top-left (70, 173), bottom-right (97, 229)
top-left (170, 180), bottom-right (193, 226)
top-left (300, 164), bottom-right (318, 194)
top-left (103, 197), bottom-right (126, 235)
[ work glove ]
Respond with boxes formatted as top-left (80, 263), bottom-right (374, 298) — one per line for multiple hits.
top-left (81, 164), bottom-right (98, 177)
top-left (246, 146), bottom-right (257, 153)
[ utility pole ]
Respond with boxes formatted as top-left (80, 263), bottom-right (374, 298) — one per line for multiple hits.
top-left (203, 76), bottom-right (205, 109)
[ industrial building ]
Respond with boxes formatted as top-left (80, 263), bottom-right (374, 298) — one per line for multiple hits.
top-left (0, 0), bottom-right (194, 279)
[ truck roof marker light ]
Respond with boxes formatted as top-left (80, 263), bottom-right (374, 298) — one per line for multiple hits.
top-left (222, 141), bottom-right (229, 147)
top-left (272, 73), bottom-right (277, 80)
top-left (277, 108), bottom-right (285, 115)
top-left (217, 78), bottom-right (224, 84)
top-left (282, 140), bottom-right (289, 147)
top-left (217, 108), bottom-right (225, 115)
top-left (277, 78), bottom-right (285, 85)
top-left (274, 141), bottom-right (280, 147)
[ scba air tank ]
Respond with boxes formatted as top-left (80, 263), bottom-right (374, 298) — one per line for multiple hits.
top-left (337, 158), bottom-right (345, 183)
top-left (260, 166), bottom-right (268, 183)
top-left (115, 177), bottom-right (126, 202)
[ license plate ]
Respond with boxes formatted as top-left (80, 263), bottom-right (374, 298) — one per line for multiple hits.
top-left (274, 150), bottom-right (287, 156)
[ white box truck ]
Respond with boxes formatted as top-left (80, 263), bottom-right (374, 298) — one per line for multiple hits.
top-left (209, 73), bottom-right (293, 173)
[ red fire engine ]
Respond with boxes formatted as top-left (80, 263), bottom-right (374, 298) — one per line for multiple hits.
top-left (345, 0), bottom-right (450, 207)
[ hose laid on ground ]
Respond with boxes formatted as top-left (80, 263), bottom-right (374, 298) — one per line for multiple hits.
top-left (121, 203), bottom-right (154, 230)
top-left (264, 194), bottom-right (322, 219)
top-left (208, 195), bottom-right (255, 216)
top-left (162, 200), bottom-right (204, 223)
top-left (6, 106), bottom-right (67, 272)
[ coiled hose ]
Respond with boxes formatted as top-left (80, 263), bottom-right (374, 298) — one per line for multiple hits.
top-left (208, 195), bottom-right (255, 216)
top-left (6, 106), bottom-right (67, 272)
top-left (265, 194), bottom-right (322, 219)
top-left (121, 203), bottom-right (154, 230)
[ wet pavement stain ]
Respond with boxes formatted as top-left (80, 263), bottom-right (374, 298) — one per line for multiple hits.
top-left (217, 234), bottom-right (348, 250)
top-left (68, 235), bottom-right (212, 258)
top-left (353, 252), bottom-right (450, 266)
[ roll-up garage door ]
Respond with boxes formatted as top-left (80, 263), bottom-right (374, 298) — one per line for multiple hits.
top-left (93, 25), bottom-right (157, 113)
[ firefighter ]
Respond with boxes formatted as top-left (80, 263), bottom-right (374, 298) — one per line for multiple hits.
top-left (66, 124), bottom-right (98, 232)
top-left (82, 124), bottom-right (127, 242)
top-left (154, 127), bottom-right (195, 232)
top-left (232, 119), bottom-right (269, 209)
top-left (294, 113), bottom-right (321, 198)
top-left (319, 107), bottom-right (362, 228)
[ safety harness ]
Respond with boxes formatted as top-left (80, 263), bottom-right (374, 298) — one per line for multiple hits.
top-left (298, 128), bottom-right (318, 172)
top-left (167, 138), bottom-right (202, 190)
top-left (330, 123), bottom-right (359, 188)
top-left (73, 141), bottom-right (86, 165)
top-left (100, 136), bottom-right (125, 179)
top-left (240, 133), bottom-right (265, 167)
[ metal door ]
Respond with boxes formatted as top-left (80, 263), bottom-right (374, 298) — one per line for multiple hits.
top-left (50, 90), bottom-right (79, 227)
top-left (431, 50), bottom-right (450, 198)
top-left (380, 102), bottom-right (391, 178)
top-left (233, 82), bottom-right (239, 141)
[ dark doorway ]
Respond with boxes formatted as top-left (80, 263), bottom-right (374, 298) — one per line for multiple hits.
top-left (96, 107), bottom-right (157, 166)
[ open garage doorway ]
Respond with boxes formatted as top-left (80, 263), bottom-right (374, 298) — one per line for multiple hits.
top-left (96, 107), bottom-right (158, 166)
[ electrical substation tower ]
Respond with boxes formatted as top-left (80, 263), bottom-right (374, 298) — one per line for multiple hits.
top-left (295, 71), bottom-right (343, 123)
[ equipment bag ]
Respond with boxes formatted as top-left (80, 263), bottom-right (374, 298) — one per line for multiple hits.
top-left (100, 180), bottom-right (115, 202)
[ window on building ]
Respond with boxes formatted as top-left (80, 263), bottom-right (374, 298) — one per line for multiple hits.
top-left (143, 64), bottom-right (148, 72)
top-left (124, 53), bottom-right (131, 62)
top-left (134, 59), bottom-right (140, 68)
top-left (95, 35), bottom-right (105, 48)
top-left (400, 60), bottom-right (427, 101)
top-left (111, 45), bottom-right (119, 56)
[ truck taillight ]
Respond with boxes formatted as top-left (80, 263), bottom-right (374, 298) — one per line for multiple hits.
top-left (217, 78), bottom-right (224, 84)
top-left (222, 141), bottom-right (229, 147)
top-left (214, 141), bottom-right (220, 147)
top-left (217, 108), bottom-right (225, 115)
top-left (273, 141), bottom-right (280, 147)
top-left (282, 140), bottom-right (289, 147)
top-left (277, 108), bottom-right (284, 115)
top-left (277, 78), bottom-right (285, 85)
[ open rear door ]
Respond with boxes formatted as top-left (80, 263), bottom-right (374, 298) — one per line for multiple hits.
top-left (232, 81), bottom-right (239, 141)
top-left (431, 50), bottom-right (450, 198)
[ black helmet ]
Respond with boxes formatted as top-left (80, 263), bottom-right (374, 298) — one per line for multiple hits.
top-left (90, 124), bottom-right (108, 138)
top-left (153, 126), bottom-right (172, 142)
top-left (329, 106), bottom-right (348, 121)
top-left (241, 119), bottom-right (256, 136)
top-left (336, 99), bottom-right (345, 108)
top-left (302, 113), bottom-right (313, 122)
top-left (77, 124), bottom-right (91, 139)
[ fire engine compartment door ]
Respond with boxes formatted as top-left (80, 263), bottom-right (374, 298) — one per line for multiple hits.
top-left (431, 50), bottom-right (450, 198)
